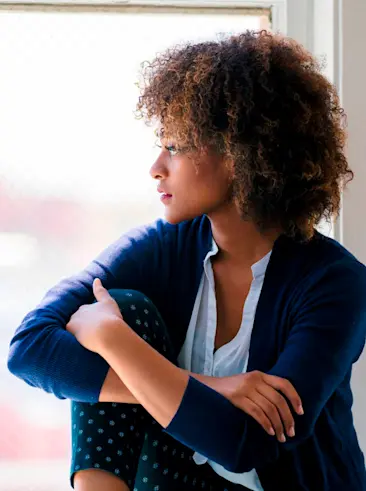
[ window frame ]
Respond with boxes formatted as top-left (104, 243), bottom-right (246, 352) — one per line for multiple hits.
top-left (0, 0), bottom-right (312, 45)
top-left (0, 1), bottom-right (316, 57)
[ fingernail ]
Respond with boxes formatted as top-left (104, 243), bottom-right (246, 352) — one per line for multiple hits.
top-left (269, 427), bottom-right (275, 436)
top-left (298, 405), bottom-right (304, 415)
top-left (280, 433), bottom-right (286, 443)
top-left (288, 426), bottom-right (295, 437)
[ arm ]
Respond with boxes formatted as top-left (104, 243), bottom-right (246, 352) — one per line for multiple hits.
top-left (99, 368), bottom-right (222, 404)
top-left (98, 259), bottom-right (366, 472)
top-left (101, 367), bottom-right (300, 441)
top-left (7, 221), bottom-right (165, 402)
top-left (100, 368), bottom-right (259, 403)
top-left (97, 307), bottom-right (301, 439)
top-left (100, 368), bottom-right (262, 402)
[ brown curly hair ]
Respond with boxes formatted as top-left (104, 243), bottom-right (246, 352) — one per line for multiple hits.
top-left (136, 30), bottom-right (352, 240)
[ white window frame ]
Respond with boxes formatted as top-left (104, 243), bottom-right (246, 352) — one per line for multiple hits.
top-left (0, 0), bottom-right (311, 44)
top-left (0, 1), bottom-right (315, 61)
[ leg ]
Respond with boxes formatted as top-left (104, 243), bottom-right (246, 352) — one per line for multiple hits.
top-left (71, 289), bottom-right (246, 491)
top-left (74, 468), bottom-right (130, 491)
top-left (71, 398), bottom-right (146, 490)
top-left (70, 289), bottom-right (176, 490)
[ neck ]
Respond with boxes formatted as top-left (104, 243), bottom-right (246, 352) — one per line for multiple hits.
top-left (207, 202), bottom-right (282, 267)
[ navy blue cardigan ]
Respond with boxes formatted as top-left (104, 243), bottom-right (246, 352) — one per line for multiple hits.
top-left (8, 216), bottom-right (366, 490)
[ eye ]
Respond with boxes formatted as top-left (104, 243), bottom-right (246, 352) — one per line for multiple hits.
top-left (165, 145), bottom-right (179, 156)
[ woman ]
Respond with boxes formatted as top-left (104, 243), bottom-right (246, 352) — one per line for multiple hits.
top-left (8, 31), bottom-right (366, 491)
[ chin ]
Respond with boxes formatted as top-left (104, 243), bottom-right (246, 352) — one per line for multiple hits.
top-left (164, 208), bottom-right (201, 225)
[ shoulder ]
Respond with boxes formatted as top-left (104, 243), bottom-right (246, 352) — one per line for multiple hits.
top-left (287, 233), bottom-right (366, 330)
top-left (303, 232), bottom-right (366, 288)
top-left (105, 216), bottom-right (212, 267)
top-left (277, 231), bottom-right (366, 325)
top-left (118, 215), bottom-right (211, 249)
top-left (280, 230), bottom-right (366, 285)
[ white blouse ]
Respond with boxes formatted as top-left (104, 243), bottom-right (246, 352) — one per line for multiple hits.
top-left (178, 238), bottom-right (272, 490)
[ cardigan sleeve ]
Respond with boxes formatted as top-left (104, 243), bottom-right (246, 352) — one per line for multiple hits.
top-left (7, 221), bottom-right (166, 402)
top-left (164, 258), bottom-right (366, 472)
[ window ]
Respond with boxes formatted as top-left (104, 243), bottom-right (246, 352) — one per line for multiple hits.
top-left (0, 4), bottom-right (272, 490)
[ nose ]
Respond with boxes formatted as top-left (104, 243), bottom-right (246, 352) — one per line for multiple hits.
top-left (149, 151), bottom-right (168, 180)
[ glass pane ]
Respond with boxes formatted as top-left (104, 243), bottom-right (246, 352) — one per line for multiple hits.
top-left (0, 8), bottom-right (270, 491)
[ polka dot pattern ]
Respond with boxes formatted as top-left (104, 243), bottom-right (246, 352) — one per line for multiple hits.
top-left (70, 289), bottom-right (251, 491)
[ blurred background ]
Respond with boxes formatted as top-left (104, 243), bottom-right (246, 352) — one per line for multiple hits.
top-left (0, 1), bottom-right (365, 490)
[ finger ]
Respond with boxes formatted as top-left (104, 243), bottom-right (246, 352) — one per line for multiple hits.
top-left (250, 391), bottom-right (286, 442)
top-left (263, 374), bottom-right (304, 415)
top-left (257, 384), bottom-right (295, 438)
top-left (77, 305), bottom-right (88, 311)
top-left (65, 321), bottom-right (74, 334)
top-left (93, 278), bottom-right (112, 303)
top-left (237, 397), bottom-right (276, 437)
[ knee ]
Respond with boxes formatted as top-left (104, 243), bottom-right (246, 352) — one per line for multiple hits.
top-left (107, 289), bottom-right (152, 309)
top-left (104, 289), bottom-right (173, 359)
top-left (92, 289), bottom-right (154, 315)
top-left (107, 290), bottom-right (163, 329)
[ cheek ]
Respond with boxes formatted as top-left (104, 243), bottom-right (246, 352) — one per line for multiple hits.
top-left (197, 167), bottom-right (232, 202)
top-left (171, 155), bottom-right (232, 207)
top-left (182, 174), bottom-right (231, 213)
top-left (163, 171), bottom-right (231, 224)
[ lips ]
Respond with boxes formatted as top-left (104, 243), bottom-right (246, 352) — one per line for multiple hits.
top-left (157, 187), bottom-right (172, 197)
top-left (158, 188), bottom-right (173, 204)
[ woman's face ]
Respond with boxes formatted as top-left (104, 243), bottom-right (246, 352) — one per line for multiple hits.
top-left (149, 139), bottom-right (233, 224)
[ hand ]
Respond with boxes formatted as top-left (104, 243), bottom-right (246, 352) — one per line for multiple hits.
top-left (66, 278), bottom-right (124, 353)
top-left (204, 371), bottom-right (303, 442)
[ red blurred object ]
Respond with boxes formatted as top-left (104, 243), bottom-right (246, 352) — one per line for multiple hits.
top-left (0, 403), bottom-right (68, 460)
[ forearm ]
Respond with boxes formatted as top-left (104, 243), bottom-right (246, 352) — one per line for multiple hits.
top-left (99, 362), bottom-right (231, 404)
top-left (98, 322), bottom-right (188, 427)
top-left (99, 367), bottom-right (138, 403)
top-left (99, 326), bottom-right (230, 416)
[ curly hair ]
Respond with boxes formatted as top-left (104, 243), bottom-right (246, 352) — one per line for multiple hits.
top-left (136, 30), bottom-right (353, 241)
